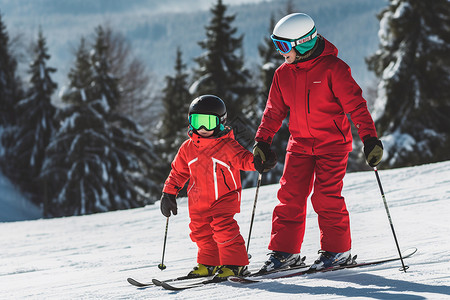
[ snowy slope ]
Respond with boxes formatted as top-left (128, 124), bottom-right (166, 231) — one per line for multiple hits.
top-left (1, 161), bottom-right (450, 299)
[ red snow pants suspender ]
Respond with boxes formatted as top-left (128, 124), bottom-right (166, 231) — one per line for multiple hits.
top-left (268, 151), bottom-right (351, 254)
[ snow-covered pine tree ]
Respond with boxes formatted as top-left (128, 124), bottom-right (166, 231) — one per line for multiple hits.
top-left (0, 13), bottom-right (22, 128)
top-left (157, 47), bottom-right (191, 168)
top-left (2, 29), bottom-right (56, 205)
top-left (190, 0), bottom-right (257, 152)
top-left (101, 26), bottom-right (156, 138)
top-left (41, 26), bottom-right (163, 217)
top-left (367, 0), bottom-right (450, 167)
top-left (63, 37), bottom-right (94, 105)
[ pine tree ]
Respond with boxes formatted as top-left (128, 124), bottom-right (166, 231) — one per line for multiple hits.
top-left (366, 0), bottom-right (450, 167)
top-left (157, 47), bottom-right (191, 166)
top-left (2, 29), bottom-right (56, 204)
top-left (190, 0), bottom-right (257, 151)
top-left (63, 37), bottom-right (94, 105)
top-left (90, 26), bottom-right (121, 111)
top-left (41, 25), bottom-right (163, 217)
top-left (0, 13), bottom-right (22, 127)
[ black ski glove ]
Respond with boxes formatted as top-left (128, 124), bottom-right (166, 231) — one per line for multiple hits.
top-left (160, 192), bottom-right (177, 217)
top-left (363, 136), bottom-right (384, 167)
top-left (253, 141), bottom-right (277, 173)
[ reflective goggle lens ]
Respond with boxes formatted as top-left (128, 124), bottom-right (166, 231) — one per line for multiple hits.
top-left (271, 36), bottom-right (292, 54)
top-left (189, 114), bottom-right (219, 130)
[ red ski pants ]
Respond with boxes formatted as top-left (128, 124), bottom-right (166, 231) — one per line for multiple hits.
top-left (268, 151), bottom-right (351, 254)
top-left (189, 213), bottom-right (249, 266)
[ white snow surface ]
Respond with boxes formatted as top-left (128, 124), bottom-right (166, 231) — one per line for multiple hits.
top-left (1, 161), bottom-right (450, 299)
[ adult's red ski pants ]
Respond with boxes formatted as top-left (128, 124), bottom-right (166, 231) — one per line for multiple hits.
top-left (268, 151), bottom-right (351, 254)
top-left (189, 213), bottom-right (249, 266)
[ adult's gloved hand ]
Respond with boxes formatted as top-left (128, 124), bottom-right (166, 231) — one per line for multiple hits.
top-left (160, 192), bottom-right (177, 217)
top-left (253, 141), bottom-right (277, 173)
top-left (363, 137), bottom-right (383, 167)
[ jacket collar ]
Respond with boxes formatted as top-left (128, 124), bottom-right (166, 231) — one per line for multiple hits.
top-left (188, 127), bottom-right (234, 148)
top-left (284, 36), bottom-right (338, 70)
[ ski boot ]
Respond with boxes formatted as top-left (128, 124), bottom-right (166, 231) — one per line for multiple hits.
top-left (187, 263), bottom-right (218, 278)
top-left (259, 251), bottom-right (302, 273)
top-left (309, 249), bottom-right (352, 271)
top-left (214, 265), bottom-right (249, 279)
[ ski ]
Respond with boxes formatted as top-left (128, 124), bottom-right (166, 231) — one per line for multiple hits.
top-left (155, 276), bottom-right (228, 291)
top-left (127, 274), bottom-right (213, 287)
top-left (151, 258), bottom-right (309, 291)
top-left (127, 277), bottom-right (154, 287)
top-left (228, 247), bottom-right (417, 284)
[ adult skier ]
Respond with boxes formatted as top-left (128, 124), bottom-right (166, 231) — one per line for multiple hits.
top-left (252, 13), bottom-right (384, 273)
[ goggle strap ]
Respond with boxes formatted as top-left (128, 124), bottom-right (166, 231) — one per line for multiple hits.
top-left (293, 30), bottom-right (317, 47)
top-left (272, 27), bottom-right (317, 48)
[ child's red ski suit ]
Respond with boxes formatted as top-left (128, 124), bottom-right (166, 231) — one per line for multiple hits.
top-left (163, 129), bottom-right (255, 266)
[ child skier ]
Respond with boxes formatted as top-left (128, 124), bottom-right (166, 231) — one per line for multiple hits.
top-left (160, 95), bottom-right (257, 279)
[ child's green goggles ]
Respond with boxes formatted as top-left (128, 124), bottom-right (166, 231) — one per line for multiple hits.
top-left (189, 114), bottom-right (219, 131)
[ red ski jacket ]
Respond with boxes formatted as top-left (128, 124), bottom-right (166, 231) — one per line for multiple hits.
top-left (256, 37), bottom-right (377, 155)
top-left (163, 129), bottom-right (255, 217)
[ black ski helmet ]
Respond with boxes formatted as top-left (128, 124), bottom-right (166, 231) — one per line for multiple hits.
top-left (188, 95), bottom-right (227, 133)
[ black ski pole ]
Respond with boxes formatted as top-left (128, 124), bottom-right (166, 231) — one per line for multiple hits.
top-left (158, 217), bottom-right (169, 270)
top-left (373, 167), bottom-right (408, 272)
top-left (246, 173), bottom-right (262, 259)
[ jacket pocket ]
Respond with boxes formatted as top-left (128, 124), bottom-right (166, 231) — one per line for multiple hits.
top-left (212, 158), bottom-right (237, 200)
top-left (333, 120), bottom-right (346, 142)
top-left (220, 169), bottom-right (231, 191)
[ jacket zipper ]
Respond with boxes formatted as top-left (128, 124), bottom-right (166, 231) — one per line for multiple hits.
top-left (220, 169), bottom-right (231, 190)
top-left (307, 90), bottom-right (310, 114)
top-left (333, 120), bottom-right (346, 142)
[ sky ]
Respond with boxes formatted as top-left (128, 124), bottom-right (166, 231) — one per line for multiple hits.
top-left (1, 160), bottom-right (449, 299)
top-left (1, 0), bottom-right (385, 98)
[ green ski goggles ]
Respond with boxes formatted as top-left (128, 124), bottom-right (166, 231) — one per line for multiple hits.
top-left (189, 114), bottom-right (220, 131)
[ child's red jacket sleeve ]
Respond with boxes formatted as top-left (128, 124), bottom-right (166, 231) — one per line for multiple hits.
top-left (163, 141), bottom-right (190, 195)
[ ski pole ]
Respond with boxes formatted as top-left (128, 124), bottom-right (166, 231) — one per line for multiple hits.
top-left (373, 167), bottom-right (408, 272)
top-left (246, 173), bottom-right (262, 258)
top-left (158, 217), bottom-right (169, 270)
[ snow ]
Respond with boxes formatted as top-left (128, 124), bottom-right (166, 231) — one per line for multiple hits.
top-left (1, 161), bottom-right (450, 299)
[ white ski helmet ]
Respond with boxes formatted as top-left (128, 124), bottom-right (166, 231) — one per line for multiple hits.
top-left (272, 13), bottom-right (318, 54)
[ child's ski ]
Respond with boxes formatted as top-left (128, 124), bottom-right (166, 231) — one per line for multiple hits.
top-left (154, 276), bottom-right (227, 290)
top-left (127, 274), bottom-right (213, 287)
top-left (149, 257), bottom-right (308, 290)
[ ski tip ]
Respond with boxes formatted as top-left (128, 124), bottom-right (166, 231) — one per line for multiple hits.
top-left (227, 276), bottom-right (259, 284)
top-left (152, 278), bottom-right (163, 286)
top-left (406, 247), bottom-right (418, 256)
top-left (127, 277), bottom-right (153, 287)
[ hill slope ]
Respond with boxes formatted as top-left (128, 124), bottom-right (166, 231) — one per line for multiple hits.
top-left (1, 161), bottom-right (449, 299)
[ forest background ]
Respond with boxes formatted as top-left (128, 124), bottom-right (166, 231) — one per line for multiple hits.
top-left (0, 0), bottom-right (448, 218)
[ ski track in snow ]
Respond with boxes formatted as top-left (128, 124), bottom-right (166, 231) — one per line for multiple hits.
top-left (1, 161), bottom-right (450, 299)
